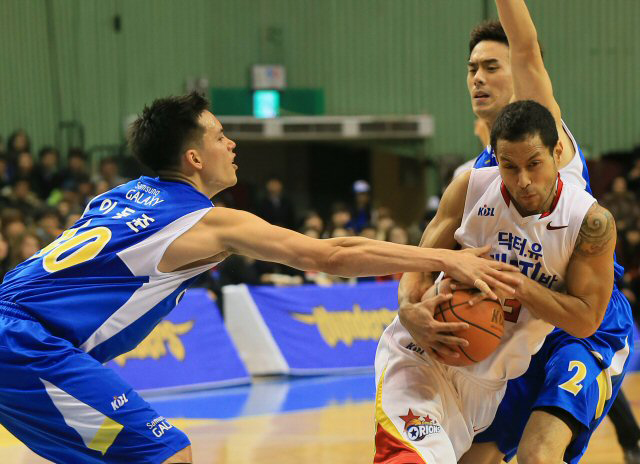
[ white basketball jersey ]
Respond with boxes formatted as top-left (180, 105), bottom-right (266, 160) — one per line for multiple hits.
top-left (452, 167), bottom-right (596, 383)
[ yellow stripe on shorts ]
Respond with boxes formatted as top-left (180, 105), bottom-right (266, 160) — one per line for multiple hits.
top-left (88, 416), bottom-right (124, 455)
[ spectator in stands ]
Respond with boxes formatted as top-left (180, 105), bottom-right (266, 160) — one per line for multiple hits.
top-left (15, 152), bottom-right (41, 193)
top-left (374, 214), bottom-right (395, 242)
top-left (35, 209), bottom-right (63, 245)
top-left (387, 225), bottom-right (409, 246)
top-left (95, 156), bottom-right (126, 189)
top-left (2, 210), bottom-right (27, 243)
top-left (627, 158), bottom-right (640, 195)
top-left (0, 155), bottom-right (11, 193)
top-left (359, 226), bottom-right (377, 240)
top-left (301, 210), bottom-right (324, 235)
top-left (59, 148), bottom-right (90, 192)
top-left (329, 227), bottom-right (351, 238)
top-left (55, 199), bottom-right (76, 221)
top-left (348, 179), bottom-right (372, 232)
top-left (5, 179), bottom-right (42, 219)
top-left (64, 213), bottom-right (82, 229)
top-left (76, 179), bottom-right (96, 208)
top-left (8, 230), bottom-right (41, 270)
top-left (0, 232), bottom-right (9, 282)
top-left (255, 176), bottom-right (296, 229)
top-left (95, 179), bottom-right (110, 195)
top-left (600, 176), bottom-right (640, 233)
top-left (36, 146), bottom-right (62, 199)
top-left (326, 203), bottom-right (352, 238)
top-left (6, 129), bottom-right (31, 176)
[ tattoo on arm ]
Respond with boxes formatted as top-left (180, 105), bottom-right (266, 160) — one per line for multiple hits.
top-left (574, 204), bottom-right (615, 257)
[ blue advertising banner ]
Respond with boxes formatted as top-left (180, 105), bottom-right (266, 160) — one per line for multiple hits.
top-left (108, 288), bottom-right (250, 392)
top-left (246, 281), bottom-right (399, 374)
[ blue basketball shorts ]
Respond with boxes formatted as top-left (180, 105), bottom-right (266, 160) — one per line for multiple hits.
top-left (0, 309), bottom-right (190, 463)
top-left (474, 335), bottom-right (629, 464)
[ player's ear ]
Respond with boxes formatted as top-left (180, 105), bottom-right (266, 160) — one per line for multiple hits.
top-left (184, 148), bottom-right (203, 170)
top-left (553, 140), bottom-right (563, 162)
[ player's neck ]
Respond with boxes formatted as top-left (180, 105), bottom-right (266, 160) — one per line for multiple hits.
top-left (156, 170), bottom-right (199, 191)
top-left (512, 178), bottom-right (559, 218)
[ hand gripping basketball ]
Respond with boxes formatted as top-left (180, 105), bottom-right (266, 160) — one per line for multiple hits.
top-left (433, 287), bottom-right (504, 366)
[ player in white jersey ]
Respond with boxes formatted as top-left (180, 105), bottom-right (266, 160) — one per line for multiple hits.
top-left (402, 1), bottom-right (638, 462)
top-left (0, 93), bottom-right (521, 463)
top-left (374, 100), bottom-right (630, 463)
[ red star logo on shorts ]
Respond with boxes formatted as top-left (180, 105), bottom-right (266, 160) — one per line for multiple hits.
top-left (399, 409), bottom-right (422, 430)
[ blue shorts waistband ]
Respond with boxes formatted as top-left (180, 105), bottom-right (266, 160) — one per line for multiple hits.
top-left (0, 302), bottom-right (37, 322)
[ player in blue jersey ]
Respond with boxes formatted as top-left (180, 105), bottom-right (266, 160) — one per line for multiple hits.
top-left (401, 1), bottom-right (637, 463)
top-left (0, 93), bottom-right (521, 463)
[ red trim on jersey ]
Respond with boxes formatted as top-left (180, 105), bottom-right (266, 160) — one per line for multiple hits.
top-left (500, 182), bottom-right (511, 206)
top-left (540, 175), bottom-right (563, 219)
top-left (374, 423), bottom-right (426, 464)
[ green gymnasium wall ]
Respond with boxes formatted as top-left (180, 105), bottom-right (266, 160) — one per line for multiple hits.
top-left (0, 0), bottom-right (638, 158)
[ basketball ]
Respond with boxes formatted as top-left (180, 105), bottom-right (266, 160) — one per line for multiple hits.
top-left (433, 289), bottom-right (504, 366)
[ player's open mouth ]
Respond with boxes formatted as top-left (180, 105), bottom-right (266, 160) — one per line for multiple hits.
top-left (473, 91), bottom-right (490, 100)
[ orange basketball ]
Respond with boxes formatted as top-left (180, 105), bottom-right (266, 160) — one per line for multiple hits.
top-left (433, 289), bottom-right (504, 366)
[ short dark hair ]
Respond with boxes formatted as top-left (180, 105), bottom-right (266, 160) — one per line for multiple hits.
top-left (67, 147), bottom-right (87, 161)
top-left (38, 146), bottom-right (59, 160)
top-left (490, 100), bottom-right (558, 155)
top-left (128, 92), bottom-right (209, 173)
top-left (469, 20), bottom-right (543, 58)
top-left (469, 20), bottom-right (508, 56)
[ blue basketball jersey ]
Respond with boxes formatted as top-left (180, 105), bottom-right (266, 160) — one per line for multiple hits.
top-left (0, 177), bottom-right (215, 363)
top-left (470, 122), bottom-right (631, 375)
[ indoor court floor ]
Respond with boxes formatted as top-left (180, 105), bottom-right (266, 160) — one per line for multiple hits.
top-left (2, 350), bottom-right (639, 463)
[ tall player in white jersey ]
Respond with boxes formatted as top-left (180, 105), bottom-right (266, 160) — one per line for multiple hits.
top-left (373, 100), bottom-right (629, 463)
top-left (401, 1), bottom-right (638, 462)
top-left (0, 93), bottom-right (521, 464)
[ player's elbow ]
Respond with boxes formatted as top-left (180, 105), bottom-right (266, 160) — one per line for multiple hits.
top-left (585, 305), bottom-right (607, 338)
top-left (569, 309), bottom-right (605, 339)
top-left (570, 324), bottom-right (597, 339)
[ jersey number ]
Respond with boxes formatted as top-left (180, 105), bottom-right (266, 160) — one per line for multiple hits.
top-left (35, 226), bottom-right (112, 273)
top-left (558, 360), bottom-right (587, 396)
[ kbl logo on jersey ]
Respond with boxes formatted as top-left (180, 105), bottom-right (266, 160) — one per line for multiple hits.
top-left (477, 204), bottom-right (495, 217)
top-left (111, 393), bottom-right (128, 411)
top-left (400, 409), bottom-right (441, 441)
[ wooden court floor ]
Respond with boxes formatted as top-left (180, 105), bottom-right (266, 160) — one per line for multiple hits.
top-left (1, 373), bottom-right (638, 463)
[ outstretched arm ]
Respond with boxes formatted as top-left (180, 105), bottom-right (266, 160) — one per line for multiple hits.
top-left (509, 203), bottom-right (616, 337)
top-left (495, 0), bottom-right (562, 123)
top-left (160, 200), bottom-right (518, 284)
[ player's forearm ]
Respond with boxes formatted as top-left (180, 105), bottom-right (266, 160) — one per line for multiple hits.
top-left (516, 280), bottom-right (604, 338)
top-left (324, 237), bottom-right (453, 278)
top-left (398, 271), bottom-right (436, 306)
top-left (496, 0), bottom-right (539, 52)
